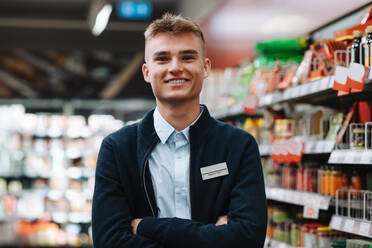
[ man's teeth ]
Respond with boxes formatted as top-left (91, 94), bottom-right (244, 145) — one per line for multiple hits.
top-left (168, 79), bottom-right (186, 84)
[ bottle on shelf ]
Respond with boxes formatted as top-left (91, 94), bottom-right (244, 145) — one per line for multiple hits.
top-left (351, 30), bottom-right (363, 64)
top-left (363, 25), bottom-right (372, 66)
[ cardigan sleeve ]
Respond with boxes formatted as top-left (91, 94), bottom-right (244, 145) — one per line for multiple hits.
top-left (136, 135), bottom-right (267, 248)
top-left (92, 136), bottom-right (164, 248)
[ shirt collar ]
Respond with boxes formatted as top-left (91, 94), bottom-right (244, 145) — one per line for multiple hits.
top-left (153, 106), bottom-right (204, 144)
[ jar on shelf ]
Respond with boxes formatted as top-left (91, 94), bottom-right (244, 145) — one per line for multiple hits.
top-left (317, 226), bottom-right (332, 248)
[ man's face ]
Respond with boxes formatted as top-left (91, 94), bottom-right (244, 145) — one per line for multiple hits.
top-left (142, 32), bottom-right (211, 104)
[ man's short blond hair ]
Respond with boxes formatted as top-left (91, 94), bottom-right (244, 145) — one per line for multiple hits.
top-left (144, 13), bottom-right (206, 58)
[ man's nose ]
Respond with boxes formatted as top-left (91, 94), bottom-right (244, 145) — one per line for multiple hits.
top-left (168, 58), bottom-right (183, 74)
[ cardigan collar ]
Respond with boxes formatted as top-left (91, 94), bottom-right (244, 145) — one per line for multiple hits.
top-left (137, 104), bottom-right (215, 175)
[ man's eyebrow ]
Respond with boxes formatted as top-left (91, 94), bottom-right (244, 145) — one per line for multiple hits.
top-left (180, 49), bottom-right (198, 55)
top-left (153, 51), bottom-right (170, 56)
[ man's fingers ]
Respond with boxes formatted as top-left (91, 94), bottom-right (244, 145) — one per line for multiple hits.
top-left (131, 218), bottom-right (142, 234)
top-left (215, 215), bottom-right (228, 226)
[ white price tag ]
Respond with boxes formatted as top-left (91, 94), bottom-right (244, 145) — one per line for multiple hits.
top-left (352, 151), bottom-right (363, 164)
top-left (299, 84), bottom-right (307, 96)
top-left (330, 215), bottom-right (343, 229)
top-left (273, 92), bottom-right (282, 103)
top-left (284, 88), bottom-right (291, 99)
top-left (292, 86), bottom-right (300, 98)
top-left (344, 218), bottom-right (355, 233)
top-left (361, 151), bottom-right (372, 164)
top-left (336, 151), bottom-right (345, 164)
top-left (319, 195), bottom-right (331, 210)
top-left (305, 142), bottom-right (316, 154)
top-left (315, 141), bottom-right (326, 153)
top-left (359, 221), bottom-right (371, 237)
top-left (269, 94), bottom-right (275, 105)
top-left (278, 189), bottom-right (286, 201)
top-left (310, 81), bottom-right (319, 93)
top-left (328, 152), bottom-right (337, 163)
top-left (283, 89), bottom-right (291, 100)
top-left (344, 151), bottom-right (356, 164)
top-left (321, 77), bottom-right (330, 90)
top-left (325, 140), bottom-right (335, 153)
top-left (303, 205), bottom-right (320, 219)
top-left (328, 76), bottom-right (335, 88)
top-left (293, 191), bottom-right (301, 204)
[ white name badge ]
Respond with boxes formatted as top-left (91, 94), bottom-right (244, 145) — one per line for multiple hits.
top-left (200, 162), bottom-right (229, 180)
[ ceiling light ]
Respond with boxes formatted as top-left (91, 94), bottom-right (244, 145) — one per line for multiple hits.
top-left (259, 15), bottom-right (310, 35)
top-left (92, 4), bottom-right (113, 36)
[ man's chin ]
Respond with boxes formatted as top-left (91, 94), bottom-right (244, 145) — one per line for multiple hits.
top-left (156, 95), bottom-right (198, 104)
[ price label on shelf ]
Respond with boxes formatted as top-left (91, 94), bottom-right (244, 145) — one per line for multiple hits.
top-left (352, 151), bottom-right (362, 164)
top-left (319, 195), bottom-right (331, 210)
top-left (292, 86), bottom-right (300, 98)
top-left (328, 151), bottom-right (337, 163)
top-left (361, 151), bottom-right (372, 164)
top-left (310, 81), bottom-right (320, 93)
top-left (324, 140), bottom-right (335, 153)
top-left (330, 215), bottom-right (343, 230)
top-left (336, 152), bottom-right (345, 164)
top-left (293, 191), bottom-right (301, 204)
top-left (266, 94), bottom-right (273, 105)
top-left (283, 89), bottom-right (291, 100)
top-left (344, 218), bottom-right (355, 233)
top-left (315, 141), bottom-right (326, 153)
top-left (320, 77), bottom-right (330, 90)
top-left (328, 76), bottom-right (335, 88)
top-left (359, 221), bottom-right (371, 237)
top-left (303, 205), bottom-right (320, 219)
top-left (344, 151), bottom-right (356, 163)
top-left (299, 84), bottom-right (306, 96)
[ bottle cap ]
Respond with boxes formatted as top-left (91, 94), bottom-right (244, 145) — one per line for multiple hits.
top-left (353, 30), bottom-right (363, 38)
top-left (366, 25), bottom-right (372, 34)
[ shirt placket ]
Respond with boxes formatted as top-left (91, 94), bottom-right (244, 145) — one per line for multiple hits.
top-left (173, 132), bottom-right (189, 219)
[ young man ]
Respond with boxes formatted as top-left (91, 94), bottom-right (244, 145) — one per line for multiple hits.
top-left (92, 13), bottom-right (267, 248)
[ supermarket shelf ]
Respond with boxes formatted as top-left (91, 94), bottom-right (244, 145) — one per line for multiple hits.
top-left (259, 140), bottom-right (335, 157)
top-left (0, 246), bottom-right (92, 248)
top-left (266, 187), bottom-right (331, 210)
top-left (211, 102), bottom-right (245, 119)
top-left (265, 238), bottom-right (302, 248)
top-left (0, 98), bottom-right (156, 113)
top-left (258, 77), bottom-right (335, 108)
top-left (328, 150), bottom-right (372, 165)
top-left (258, 72), bottom-right (372, 109)
top-left (0, 188), bottom-right (93, 200)
top-left (329, 215), bottom-right (372, 238)
top-left (259, 144), bottom-right (272, 156)
top-left (0, 167), bottom-right (95, 180)
top-left (52, 211), bottom-right (91, 224)
top-left (211, 102), bottom-right (263, 120)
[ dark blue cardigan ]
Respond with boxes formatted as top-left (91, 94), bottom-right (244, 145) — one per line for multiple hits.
top-left (92, 106), bottom-right (267, 248)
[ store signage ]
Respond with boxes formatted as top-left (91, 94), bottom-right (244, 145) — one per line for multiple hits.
top-left (333, 66), bottom-right (349, 92)
top-left (116, 1), bottom-right (152, 20)
top-left (243, 94), bottom-right (258, 115)
top-left (303, 205), bottom-right (319, 219)
top-left (271, 139), bottom-right (304, 163)
top-left (360, 222), bottom-right (371, 236)
top-left (346, 62), bottom-right (368, 92)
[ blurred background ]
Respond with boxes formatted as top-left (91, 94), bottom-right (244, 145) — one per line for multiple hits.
top-left (0, 0), bottom-right (372, 247)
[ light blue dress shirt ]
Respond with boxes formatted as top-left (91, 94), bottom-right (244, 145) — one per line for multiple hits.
top-left (149, 107), bottom-right (203, 219)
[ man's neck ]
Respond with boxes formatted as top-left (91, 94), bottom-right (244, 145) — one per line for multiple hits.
top-left (156, 100), bottom-right (201, 131)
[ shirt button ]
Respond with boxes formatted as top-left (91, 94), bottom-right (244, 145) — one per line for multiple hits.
top-left (176, 133), bottom-right (182, 139)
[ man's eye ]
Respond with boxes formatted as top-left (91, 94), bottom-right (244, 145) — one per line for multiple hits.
top-left (183, 56), bottom-right (195, 61)
top-left (155, 57), bottom-right (169, 62)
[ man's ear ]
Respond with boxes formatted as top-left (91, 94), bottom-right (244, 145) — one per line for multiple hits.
top-left (203, 58), bottom-right (211, 79)
top-left (142, 63), bottom-right (151, 83)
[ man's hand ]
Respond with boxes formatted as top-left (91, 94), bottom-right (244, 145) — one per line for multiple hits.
top-left (131, 218), bottom-right (143, 234)
top-left (215, 215), bottom-right (228, 226)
